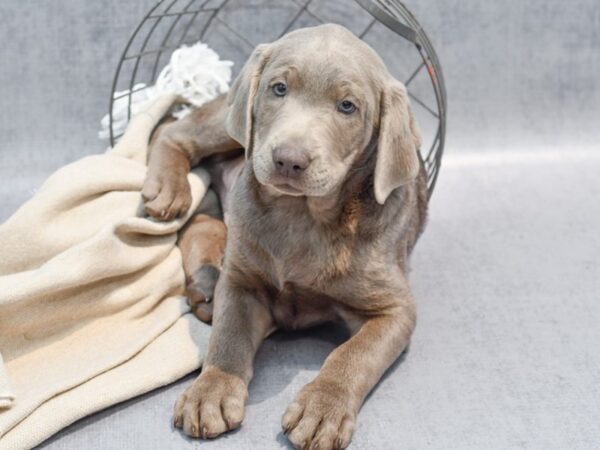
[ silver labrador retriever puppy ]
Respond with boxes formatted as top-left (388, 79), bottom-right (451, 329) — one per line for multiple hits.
top-left (143, 24), bottom-right (428, 450)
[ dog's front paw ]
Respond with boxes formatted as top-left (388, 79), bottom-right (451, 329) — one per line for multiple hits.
top-left (142, 171), bottom-right (192, 221)
top-left (174, 366), bottom-right (247, 439)
top-left (282, 379), bottom-right (357, 450)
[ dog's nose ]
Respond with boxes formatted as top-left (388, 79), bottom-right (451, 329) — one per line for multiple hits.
top-left (272, 147), bottom-right (310, 178)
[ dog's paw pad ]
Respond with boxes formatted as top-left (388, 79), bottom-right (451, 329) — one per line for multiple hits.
top-left (173, 367), bottom-right (247, 439)
top-left (142, 174), bottom-right (192, 221)
top-left (186, 265), bottom-right (220, 323)
top-left (283, 382), bottom-right (356, 449)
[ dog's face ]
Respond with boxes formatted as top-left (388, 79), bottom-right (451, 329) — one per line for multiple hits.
top-left (226, 24), bottom-right (422, 204)
top-left (249, 31), bottom-right (379, 198)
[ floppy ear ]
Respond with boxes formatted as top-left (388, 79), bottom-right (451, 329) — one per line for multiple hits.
top-left (226, 44), bottom-right (271, 159)
top-left (374, 81), bottom-right (422, 204)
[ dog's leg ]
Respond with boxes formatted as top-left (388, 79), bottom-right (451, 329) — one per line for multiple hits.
top-left (142, 94), bottom-right (241, 220)
top-left (174, 276), bottom-right (274, 439)
top-left (177, 189), bottom-right (225, 323)
top-left (282, 283), bottom-right (416, 450)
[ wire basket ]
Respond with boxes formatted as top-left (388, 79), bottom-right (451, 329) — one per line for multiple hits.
top-left (109, 0), bottom-right (446, 196)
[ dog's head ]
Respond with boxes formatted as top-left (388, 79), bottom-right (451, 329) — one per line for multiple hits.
top-left (226, 24), bottom-right (421, 204)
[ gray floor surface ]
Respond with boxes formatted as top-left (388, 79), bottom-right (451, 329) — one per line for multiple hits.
top-left (2, 149), bottom-right (598, 449)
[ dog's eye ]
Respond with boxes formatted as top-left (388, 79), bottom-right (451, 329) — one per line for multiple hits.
top-left (338, 100), bottom-right (357, 115)
top-left (272, 82), bottom-right (288, 97)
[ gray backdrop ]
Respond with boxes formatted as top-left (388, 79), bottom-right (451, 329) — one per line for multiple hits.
top-left (1, 1), bottom-right (599, 449)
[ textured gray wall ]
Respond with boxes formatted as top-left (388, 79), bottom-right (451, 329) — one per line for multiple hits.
top-left (1, 0), bottom-right (598, 175)
top-left (0, 0), bottom-right (157, 172)
top-left (411, 0), bottom-right (600, 151)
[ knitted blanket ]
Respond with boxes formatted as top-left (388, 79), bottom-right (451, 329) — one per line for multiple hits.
top-left (0, 95), bottom-right (211, 449)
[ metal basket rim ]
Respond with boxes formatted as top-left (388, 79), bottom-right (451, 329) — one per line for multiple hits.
top-left (108, 0), bottom-right (446, 197)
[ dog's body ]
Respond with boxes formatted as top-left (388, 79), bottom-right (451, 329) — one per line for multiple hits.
top-left (226, 156), bottom-right (427, 331)
top-left (143, 24), bottom-right (428, 449)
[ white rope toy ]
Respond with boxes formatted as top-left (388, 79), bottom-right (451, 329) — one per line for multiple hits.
top-left (99, 42), bottom-right (233, 141)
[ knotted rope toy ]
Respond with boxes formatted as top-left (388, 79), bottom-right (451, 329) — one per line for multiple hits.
top-left (99, 42), bottom-right (233, 141)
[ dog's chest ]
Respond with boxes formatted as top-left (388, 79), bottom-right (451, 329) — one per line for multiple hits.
top-left (268, 282), bottom-right (338, 330)
top-left (254, 217), bottom-right (348, 289)
top-left (237, 212), bottom-right (351, 327)
top-left (267, 229), bottom-right (354, 327)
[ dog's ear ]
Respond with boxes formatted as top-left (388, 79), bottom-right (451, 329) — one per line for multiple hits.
top-left (226, 44), bottom-right (271, 159)
top-left (374, 81), bottom-right (422, 204)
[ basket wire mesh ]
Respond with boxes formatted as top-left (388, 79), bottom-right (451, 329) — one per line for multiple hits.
top-left (109, 0), bottom-right (446, 196)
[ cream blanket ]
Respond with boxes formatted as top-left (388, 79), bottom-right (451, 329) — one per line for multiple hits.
top-left (0, 95), bottom-right (212, 450)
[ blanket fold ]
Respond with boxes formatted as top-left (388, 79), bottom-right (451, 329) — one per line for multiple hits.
top-left (0, 94), bottom-right (212, 450)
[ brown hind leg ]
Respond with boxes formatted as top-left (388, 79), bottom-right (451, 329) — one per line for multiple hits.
top-left (178, 188), bottom-right (226, 324)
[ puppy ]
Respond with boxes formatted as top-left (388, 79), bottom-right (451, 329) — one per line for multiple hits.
top-left (143, 24), bottom-right (428, 449)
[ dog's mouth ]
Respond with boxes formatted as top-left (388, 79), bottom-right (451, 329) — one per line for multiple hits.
top-left (271, 183), bottom-right (304, 196)
top-left (254, 166), bottom-right (308, 197)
